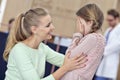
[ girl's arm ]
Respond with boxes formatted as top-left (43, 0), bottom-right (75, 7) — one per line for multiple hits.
top-left (66, 33), bottom-right (83, 53)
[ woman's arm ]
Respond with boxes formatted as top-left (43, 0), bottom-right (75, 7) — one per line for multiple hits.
top-left (42, 43), bottom-right (65, 67)
top-left (40, 33), bottom-right (83, 67)
top-left (52, 52), bottom-right (87, 80)
top-left (12, 47), bottom-right (55, 80)
top-left (13, 44), bottom-right (87, 80)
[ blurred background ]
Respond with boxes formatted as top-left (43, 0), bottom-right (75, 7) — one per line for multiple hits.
top-left (1, 0), bottom-right (120, 36)
top-left (0, 0), bottom-right (120, 80)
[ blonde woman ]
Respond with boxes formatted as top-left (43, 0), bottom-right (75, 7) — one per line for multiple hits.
top-left (61, 4), bottom-right (105, 80)
top-left (3, 8), bottom-right (87, 80)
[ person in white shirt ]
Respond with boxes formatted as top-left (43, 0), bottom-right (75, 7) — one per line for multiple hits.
top-left (95, 9), bottom-right (120, 80)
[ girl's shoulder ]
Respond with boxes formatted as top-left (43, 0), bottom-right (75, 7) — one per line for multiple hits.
top-left (80, 33), bottom-right (106, 45)
top-left (85, 33), bottom-right (105, 40)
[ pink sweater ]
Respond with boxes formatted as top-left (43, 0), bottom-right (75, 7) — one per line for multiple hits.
top-left (61, 33), bottom-right (105, 80)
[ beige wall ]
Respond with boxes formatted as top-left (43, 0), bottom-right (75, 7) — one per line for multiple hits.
top-left (32, 0), bottom-right (119, 37)
top-left (0, 0), bottom-right (33, 32)
top-left (0, 0), bottom-right (119, 37)
top-left (0, 0), bottom-right (2, 4)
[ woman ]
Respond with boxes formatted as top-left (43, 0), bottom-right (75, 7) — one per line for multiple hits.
top-left (61, 4), bottom-right (105, 80)
top-left (3, 8), bottom-right (87, 80)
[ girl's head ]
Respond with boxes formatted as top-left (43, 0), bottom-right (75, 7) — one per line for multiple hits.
top-left (3, 8), bottom-right (54, 61)
top-left (76, 4), bottom-right (104, 35)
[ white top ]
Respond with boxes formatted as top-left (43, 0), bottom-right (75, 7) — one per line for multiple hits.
top-left (96, 23), bottom-right (120, 79)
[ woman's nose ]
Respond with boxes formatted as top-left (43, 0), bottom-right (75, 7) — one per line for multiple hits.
top-left (51, 24), bottom-right (55, 30)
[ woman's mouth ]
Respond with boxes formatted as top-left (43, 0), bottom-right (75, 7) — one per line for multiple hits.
top-left (47, 32), bottom-right (52, 39)
top-left (48, 32), bottom-right (53, 35)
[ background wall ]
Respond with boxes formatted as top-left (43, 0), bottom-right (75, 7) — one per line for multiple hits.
top-left (0, 0), bottom-right (119, 37)
top-left (0, 0), bottom-right (33, 32)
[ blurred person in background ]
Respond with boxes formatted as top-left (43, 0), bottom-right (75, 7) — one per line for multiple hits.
top-left (96, 9), bottom-right (120, 80)
top-left (8, 18), bottom-right (15, 32)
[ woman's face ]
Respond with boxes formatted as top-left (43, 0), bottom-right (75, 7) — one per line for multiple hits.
top-left (76, 16), bottom-right (93, 35)
top-left (31, 15), bottom-right (55, 41)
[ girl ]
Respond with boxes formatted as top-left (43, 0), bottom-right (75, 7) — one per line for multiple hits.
top-left (61, 4), bottom-right (105, 80)
top-left (3, 8), bottom-right (87, 80)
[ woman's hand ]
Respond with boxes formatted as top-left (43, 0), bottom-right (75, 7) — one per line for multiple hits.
top-left (62, 52), bottom-right (87, 72)
top-left (76, 17), bottom-right (85, 35)
top-left (52, 52), bottom-right (87, 80)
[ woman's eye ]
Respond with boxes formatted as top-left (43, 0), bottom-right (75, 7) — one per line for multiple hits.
top-left (46, 24), bottom-right (50, 27)
top-left (46, 23), bottom-right (51, 27)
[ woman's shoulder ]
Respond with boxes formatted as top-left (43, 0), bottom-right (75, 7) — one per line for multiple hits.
top-left (11, 42), bottom-right (49, 53)
top-left (38, 42), bottom-right (50, 50)
top-left (11, 43), bottom-right (24, 52)
top-left (11, 42), bottom-right (24, 50)
top-left (8, 42), bottom-right (28, 58)
top-left (10, 42), bottom-right (28, 54)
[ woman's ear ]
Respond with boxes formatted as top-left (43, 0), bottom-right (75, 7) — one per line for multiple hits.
top-left (30, 26), bottom-right (37, 34)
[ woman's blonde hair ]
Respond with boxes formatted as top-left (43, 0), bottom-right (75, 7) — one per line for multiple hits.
top-left (3, 8), bottom-right (48, 61)
top-left (76, 3), bottom-right (104, 32)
